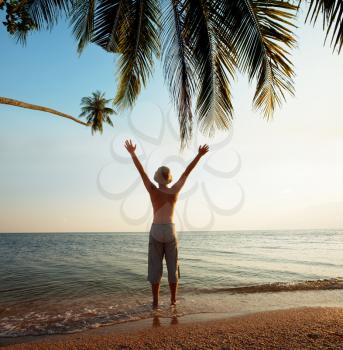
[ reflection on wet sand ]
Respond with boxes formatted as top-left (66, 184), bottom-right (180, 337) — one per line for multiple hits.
top-left (152, 313), bottom-right (179, 327)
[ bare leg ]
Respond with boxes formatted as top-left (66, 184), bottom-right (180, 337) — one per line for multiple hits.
top-left (169, 282), bottom-right (177, 305)
top-left (151, 283), bottom-right (160, 309)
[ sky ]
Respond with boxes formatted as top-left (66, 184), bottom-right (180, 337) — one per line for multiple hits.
top-left (0, 11), bottom-right (342, 233)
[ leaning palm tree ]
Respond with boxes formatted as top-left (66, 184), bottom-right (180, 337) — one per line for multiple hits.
top-left (0, 96), bottom-right (90, 126)
top-left (79, 91), bottom-right (115, 134)
top-left (1, 0), bottom-right (342, 146)
top-left (0, 91), bottom-right (115, 133)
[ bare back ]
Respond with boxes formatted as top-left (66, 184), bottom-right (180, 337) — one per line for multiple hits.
top-left (149, 185), bottom-right (178, 224)
top-left (125, 139), bottom-right (209, 224)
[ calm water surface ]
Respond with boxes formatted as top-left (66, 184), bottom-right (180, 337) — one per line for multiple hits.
top-left (0, 230), bottom-right (342, 337)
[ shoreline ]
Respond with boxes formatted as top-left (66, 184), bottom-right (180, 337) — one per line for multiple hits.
top-left (0, 311), bottom-right (236, 348)
top-left (1, 307), bottom-right (343, 349)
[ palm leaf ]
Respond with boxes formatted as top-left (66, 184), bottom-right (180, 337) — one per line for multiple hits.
top-left (303, 0), bottom-right (343, 53)
top-left (208, 41), bottom-right (235, 134)
top-left (105, 115), bottom-right (114, 126)
top-left (2, 0), bottom-right (71, 42)
top-left (90, 0), bottom-right (130, 52)
top-left (183, 0), bottom-right (235, 136)
top-left (113, 0), bottom-right (160, 109)
top-left (218, 0), bottom-right (297, 118)
top-left (70, 0), bottom-right (96, 53)
top-left (23, 0), bottom-right (71, 30)
top-left (183, 0), bottom-right (215, 133)
top-left (162, 0), bottom-right (195, 147)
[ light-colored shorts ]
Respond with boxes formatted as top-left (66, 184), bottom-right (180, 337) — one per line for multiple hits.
top-left (147, 223), bottom-right (180, 284)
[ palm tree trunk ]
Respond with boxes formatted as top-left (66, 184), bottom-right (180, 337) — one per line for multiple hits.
top-left (0, 97), bottom-right (90, 127)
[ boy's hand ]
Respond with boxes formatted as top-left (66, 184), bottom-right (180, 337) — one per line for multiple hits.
top-left (198, 144), bottom-right (209, 157)
top-left (124, 139), bottom-right (137, 154)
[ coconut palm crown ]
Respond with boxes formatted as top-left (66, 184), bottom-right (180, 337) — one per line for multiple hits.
top-left (2, 0), bottom-right (342, 146)
top-left (79, 91), bottom-right (115, 134)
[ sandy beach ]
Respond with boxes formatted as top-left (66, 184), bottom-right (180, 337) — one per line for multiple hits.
top-left (1, 307), bottom-right (343, 350)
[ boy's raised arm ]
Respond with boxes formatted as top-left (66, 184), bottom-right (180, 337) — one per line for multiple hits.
top-left (172, 144), bottom-right (209, 192)
top-left (124, 139), bottom-right (153, 192)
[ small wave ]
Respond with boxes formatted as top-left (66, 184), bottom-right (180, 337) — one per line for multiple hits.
top-left (1, 278), bottom-right (342, 339)
top-left (0, 301), bottom-right (179, 338)
top-left (195, 278), bottom-right (343, 294)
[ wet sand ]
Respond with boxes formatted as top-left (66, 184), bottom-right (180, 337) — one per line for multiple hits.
top-left (1, 307), bottom-right (343, 349)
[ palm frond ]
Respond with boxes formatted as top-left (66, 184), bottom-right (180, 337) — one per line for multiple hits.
top-left (162, 0), bottom-right (195, 148)
top-left (218, 0), bottom-right (297, 118)
top-left (25, 0), bottom-right (71, 30)
top-left (105, 115), bottom-right (114, 126)
top-left (183, 0), bottom-right (214, 134)
top-left (103, 107), bottom-right (115, 114)
top-left (303, 0), bottom-right (343, 53)
top-left (113, 0), bottom-right (160, 109)
top-left (12, 27), bottom-right (33, 44)
top-left (87, 0), bottom-right (130, 52)
top-left (2, 0), bottom-right (71, 42)
top-left (205, 40), bottom-right (235, 135)
top-left (80, 96), bottom-right (93, 106)
top-left (182, 0), bottom-right (235, 137)
top-left (70, 0), bottom-right (96, 53)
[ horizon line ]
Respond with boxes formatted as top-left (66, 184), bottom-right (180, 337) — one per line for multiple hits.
top-left (1, 227), bottom-right (343, 234)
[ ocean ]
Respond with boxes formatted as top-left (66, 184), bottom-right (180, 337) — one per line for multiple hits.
top-left (0, 230), bottom-right (342, 337)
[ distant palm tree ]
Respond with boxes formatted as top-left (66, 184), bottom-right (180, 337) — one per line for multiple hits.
top-left (79, 91), bottom-right (115, 134)
top-left (1, 0), bottom-right (342, 146)
top-left (0, 92), bottom-right (115, 133)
